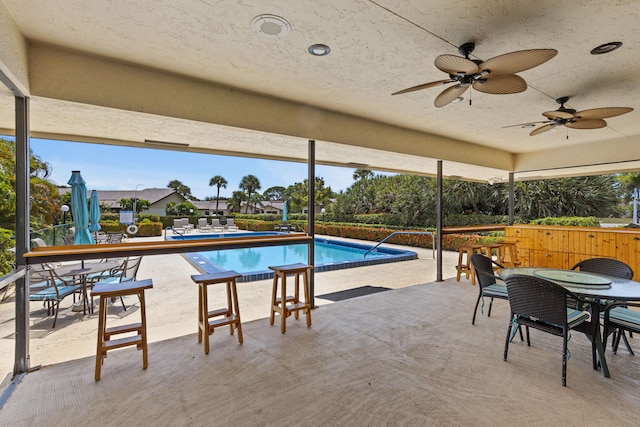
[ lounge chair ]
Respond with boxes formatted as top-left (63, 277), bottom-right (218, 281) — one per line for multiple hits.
top-left (197, 218), bottom-right (212, 232)
top-left (181, 218), bottom-right (194, 233)
top-left (225, 218), bottom-right (239, 231)
top-left (210, 218), bottom-right (225, 232)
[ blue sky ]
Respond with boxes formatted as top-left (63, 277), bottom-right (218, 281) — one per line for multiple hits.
top-left (28, 138), bottom-right (360, 199)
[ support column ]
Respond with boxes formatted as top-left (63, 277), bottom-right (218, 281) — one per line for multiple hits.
top-left (436, 160), bottom-right (443, 282)
top-left (307, 140), bottom-right (315, 307)
top-left (508, 172), bottom-right (515, 226)
top-left (14, 96), bottom-right (30, 376)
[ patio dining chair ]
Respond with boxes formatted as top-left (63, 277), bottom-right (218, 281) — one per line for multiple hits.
top-left (571, 257), bottom-right (635, 352)
top-left (570, 257), bottom-right (634, 280)
top-left (29, 265), bottom-right (82, 328)
top-left (92, 256), bottom-right (144, 311)
top-left (603, 301), bottom-right (640, 356)
top-left (503, 274), bottom-right (591, 387)
top-left (470, 253), bottom-right (508, 325)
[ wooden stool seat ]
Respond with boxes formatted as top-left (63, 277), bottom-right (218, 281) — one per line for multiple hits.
top-left (269, 263), bottom-right (312, 333)
top-left (191, 270), bottom-right (243, 354)
top-left (91, 278), bottom-right (153, 381)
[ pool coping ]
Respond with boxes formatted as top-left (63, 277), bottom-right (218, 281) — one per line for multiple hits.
top-left (177, 234), bottom-right (418, 282)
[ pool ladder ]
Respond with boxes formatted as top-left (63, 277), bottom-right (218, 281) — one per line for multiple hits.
top-left (165, 227), bottom-right (186, 240)
top-left (364, 231), bottom-right (435, 259)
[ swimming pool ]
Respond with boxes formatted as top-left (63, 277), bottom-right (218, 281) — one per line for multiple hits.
top-left (170, 232), bottom-right (418, 282)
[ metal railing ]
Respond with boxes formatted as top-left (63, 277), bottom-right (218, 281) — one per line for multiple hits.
top-left (164, 227), bottom-right (185, 240)
top-left (0, 266), bottom-right (25, 298)
top-left (364, 231), bottom-right (435, 259)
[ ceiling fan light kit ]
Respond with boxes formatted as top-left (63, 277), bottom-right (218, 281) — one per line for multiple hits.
top-left (392, 42), bottom-right (557, 107)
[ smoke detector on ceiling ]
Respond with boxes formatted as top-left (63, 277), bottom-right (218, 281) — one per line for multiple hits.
top-left (251, 15), bottom-right (291, 40)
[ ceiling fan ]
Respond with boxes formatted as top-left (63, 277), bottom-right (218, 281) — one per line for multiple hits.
top-left (506, 97), bottom-right (634, 136)
top-left (391, 42), bottom-right (557, 108)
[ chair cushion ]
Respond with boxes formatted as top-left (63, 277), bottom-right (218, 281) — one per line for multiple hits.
top-left (94, 277), bottom-right (122, 285)
top-left (567, 308), bottom-right (590, 329)
top-left (608, 307), bottom-right (640, 334)
top-left (29, 285), bottom-right (80, 301)
top-left (482, 283), bottom-right (508, 299)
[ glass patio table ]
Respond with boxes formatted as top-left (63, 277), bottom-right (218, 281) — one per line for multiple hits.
top-left (50, 260), bottom-right (121, 314)
top-left (498, 267), bottom-right (640, 379)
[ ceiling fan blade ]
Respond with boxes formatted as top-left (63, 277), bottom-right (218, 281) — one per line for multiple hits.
top-left (530, 123), bottom-right (560, 136)
top-left (434, 54), bottom-right (478, 75)
top-left (542, 110), bottom-right (574, 119)
top-left (391, 79), bottom-right (454, 95)
top-left (574, 107), bottom-right (634, 120)
top-left (434, 84), bottom-right (469, 108)
top-left (565, 119), bottom-right (607, 129)
top-left (477, 49), bottom-right (558, 77)
top-left (501, 120), bottom-right (550, 129)
top-left (472, 74), bottom-right (526, 94)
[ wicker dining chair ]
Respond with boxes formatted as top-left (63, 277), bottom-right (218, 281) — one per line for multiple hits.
top-left (572, 257), bottom-right (636, 353)
top-left (470, 253), bottom-right (508, 325)
top-left (603, 301), bottom-right (640, 356)
top-left (570, 257), bottom-right (634, 280)
top-left (503, 274), bottom-right (591, 387)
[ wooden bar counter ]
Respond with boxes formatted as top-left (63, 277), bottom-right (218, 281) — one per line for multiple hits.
top-left (24, 234), bottom-right (313, 264)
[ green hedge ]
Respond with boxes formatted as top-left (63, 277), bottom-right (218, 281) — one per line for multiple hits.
top-left (234, 219), bottom-right (486, 251)
top-left (530, 216), bottom-right (600, 227)
top-left (98, 220), bottom-right (163, 237)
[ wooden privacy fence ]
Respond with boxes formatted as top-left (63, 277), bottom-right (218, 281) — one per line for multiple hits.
top-left (505, 225), bottom-right (640, 277)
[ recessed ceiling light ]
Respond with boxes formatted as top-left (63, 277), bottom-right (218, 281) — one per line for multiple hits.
top-left (591, 41), bottom-right (622, 55)
top-left (251, 15), bottom-right (291, 40)
top-left (308, 44), bottom-right (331, 56)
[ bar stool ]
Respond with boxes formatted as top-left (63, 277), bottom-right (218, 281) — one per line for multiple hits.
top-left (91, 278), bottom-right (153, 381)
top-left (456, 244), bottom-right (483, 284)
top-left (269, 263), bottom-right (312, 334)
top-left (497, 240), bottom-right (521, 267)
top-left (191, 270), bottom-right (243, 354)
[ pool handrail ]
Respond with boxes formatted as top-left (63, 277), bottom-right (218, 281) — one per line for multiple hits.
top-left (165, 226), bottom-right (186, 240)
top-left (364, 231), bottom-right (435, 259)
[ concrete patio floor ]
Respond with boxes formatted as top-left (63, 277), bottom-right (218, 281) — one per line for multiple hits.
top-left (1, 236), bottom-right (639, 425)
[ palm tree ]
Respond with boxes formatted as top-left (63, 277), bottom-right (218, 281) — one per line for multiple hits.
top-left (209, 175), bottom-right (228, 215)
top-left (167, 179), bottom-right (195, 200)
top-left (228, 191), bottom-right (245, 213)
top-left (239, 174), bottom-right (261, 213)
top-left (353, 168), bottom-right (374, 181)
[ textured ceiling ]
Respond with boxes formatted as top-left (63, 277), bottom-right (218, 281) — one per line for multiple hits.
top-left (1, 0), bottom-right (639, 182)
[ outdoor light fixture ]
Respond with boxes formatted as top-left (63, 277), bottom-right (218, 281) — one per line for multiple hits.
top-left (61, 204), bottom-right (69, 223)
top-left (308, 44), bottom-right (331, 56)
top-left (591, 42), bottom-right (622, 55)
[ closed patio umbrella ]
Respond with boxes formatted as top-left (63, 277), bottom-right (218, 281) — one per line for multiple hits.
top-left (67, 170), bottom-right (94, 245)
top-left (282, 201), bottom-right (287, 223)
top-left (89, 189), bottom-right (101, 241)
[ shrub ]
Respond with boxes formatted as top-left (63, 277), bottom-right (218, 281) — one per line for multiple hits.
top-left (0, 228), bottom-right (15, 275)
top-left (530, 216), bottom-right (600, 227)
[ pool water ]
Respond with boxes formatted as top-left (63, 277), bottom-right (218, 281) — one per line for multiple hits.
top-left (173, 232), bottom-right (418, 282)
